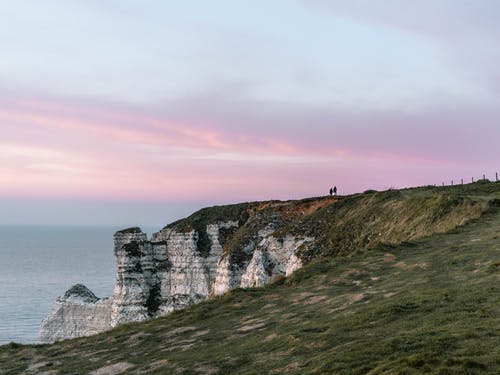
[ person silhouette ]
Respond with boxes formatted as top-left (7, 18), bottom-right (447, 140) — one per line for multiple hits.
top-left (329, 187), bottom-right (333, 196)
top-left (333, 186), bottom-right (337, 195)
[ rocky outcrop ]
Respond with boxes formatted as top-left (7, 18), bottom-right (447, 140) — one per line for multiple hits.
top-left (39, 284), bottom-right (112, 342)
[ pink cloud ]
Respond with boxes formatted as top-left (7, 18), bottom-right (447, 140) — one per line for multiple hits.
top-left (0, 92), bottom-right (498, 201)
top-left (0, 96), bottom-right (305, 159)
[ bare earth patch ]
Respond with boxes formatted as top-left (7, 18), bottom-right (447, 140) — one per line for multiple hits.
top-left (85, 349), bottom-right (112, 359)
top-left (314, 285), bottom-right (329, 291)
top-left (125, 331), bottom-right (150, 345)
top-left (194, 365), bottom-right (219, 374)
top-left (394, 261), bottom-right (428, 270)
top-left (27, 362), bottom-right (50, 372)
top-left (272, 362), bottom-right (300, 373)
top-left (240, 317), bottom-right (264, 325)
top-left (307, 340), bottom-right (326, 349)
top-left (191, 329), bottom-right (210, 338)
top-left (162, 342), bottom-right (196, 352)
top-left (237, 323), bottom-right (266, 332)
top-left (89, 362), bottom-right (135, 375)
top-left (343, 269), bottom-right (360, 276)
top-left (144, 359), bottom-right (170, 372)
top-left (305, 295), bottom-right (328, 305)
top-left (329, 293), bottom-right (366, 313)
top-left (410, 262), bottom-right (429, 269)
top-left (263, 294), bottom-right (282, 301)
top-left (264, 333), bottom-right (278, 342)
top-left (291, 291), bottom-right (314, 302)
top-left (262, 303), bottom-right (277, 309)
top-left (331, 277), bottom-right (342, 284)
top-left (349, 293), bottom-right (365, 303)
top-left (384, 253), bottom-right (396, 262)
top-left (165, 326), bottom-right (197, 337)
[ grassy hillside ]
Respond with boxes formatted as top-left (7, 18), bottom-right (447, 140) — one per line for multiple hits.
top-left (2, 182), bottom-right (500, 374)
top-left (163, 184), bottom-right (490, 265)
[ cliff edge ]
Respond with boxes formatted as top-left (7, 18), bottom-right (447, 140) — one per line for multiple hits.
top-left (39, 188), bottom-right (490, 342)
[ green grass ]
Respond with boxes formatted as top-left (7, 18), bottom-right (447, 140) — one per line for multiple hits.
top-left (2, 183), bottom-right (500, 374)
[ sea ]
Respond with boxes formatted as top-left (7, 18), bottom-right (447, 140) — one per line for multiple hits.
top-left (0, 225), bottom-right (157, 345)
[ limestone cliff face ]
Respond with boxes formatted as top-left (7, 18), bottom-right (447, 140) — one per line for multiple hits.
top-left (213, 226), bottom-right (312, 295)
top-left (111, 221), bottom-right (311, 325)
top-left (110, 221), bottom-right (240, 325)
top-left (111, 228), bottom-right (151, 326)
top-left (240, 234), bottom-right (311, 289)
top-left (40, 199), bottom-right (322, 342)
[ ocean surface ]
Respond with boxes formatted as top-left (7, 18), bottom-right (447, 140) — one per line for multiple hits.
top-left (0, 225), bottom-right (156, 345)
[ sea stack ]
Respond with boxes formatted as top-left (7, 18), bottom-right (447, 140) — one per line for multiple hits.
top-left (39, 284), bottom-right (112, 342)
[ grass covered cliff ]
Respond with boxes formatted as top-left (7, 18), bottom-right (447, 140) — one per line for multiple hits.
top-left (165, 183), bottom-right (491, 265)
top-left (2, 181), bottom-right (500, 374)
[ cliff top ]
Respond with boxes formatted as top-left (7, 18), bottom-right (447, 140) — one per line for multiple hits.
top-left (157, 181), bottom-right (500, 264)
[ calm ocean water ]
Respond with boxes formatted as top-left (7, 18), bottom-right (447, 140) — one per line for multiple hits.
top-left (0, 226), bottom-right (156, 345)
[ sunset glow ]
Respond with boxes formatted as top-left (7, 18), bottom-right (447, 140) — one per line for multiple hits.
top-left (1, 1), bottom-right (500, 225)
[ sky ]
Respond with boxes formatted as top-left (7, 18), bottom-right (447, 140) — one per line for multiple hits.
top-left (1, 0), bottom-right (500, 226)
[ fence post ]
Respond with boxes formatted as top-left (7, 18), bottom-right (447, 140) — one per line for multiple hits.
top-left (461, 178), bottom-right (463, 185)
top-left (472, 177), bottom-right (474, 183)
top-left (451, 180), bottom-right (454, 186)
top-left (483, 174), bottom-right (486, 180)
top-left (496, 172), bottom-right (498, 182)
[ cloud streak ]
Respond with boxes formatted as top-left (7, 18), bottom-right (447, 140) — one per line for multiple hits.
top-left (1, 90), bottom-right (498, 202)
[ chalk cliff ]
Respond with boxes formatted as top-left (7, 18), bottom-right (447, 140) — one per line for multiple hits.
top-left (40, 199), bottom-right (323, 342)
top-left (110, 221), bottom-right (313, 325)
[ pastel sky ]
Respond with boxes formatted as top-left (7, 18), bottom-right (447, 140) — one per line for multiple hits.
top-left (1, 0), bottom-right (500, 226)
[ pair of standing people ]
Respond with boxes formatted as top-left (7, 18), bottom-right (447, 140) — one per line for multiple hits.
top-left (329, 186), bottom-right (337, 196)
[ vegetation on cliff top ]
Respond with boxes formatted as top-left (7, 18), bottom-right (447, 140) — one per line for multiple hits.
top-left (163, 183), bottom-right (493, 265)
top-left (2, 182), bottom-right (500, 374)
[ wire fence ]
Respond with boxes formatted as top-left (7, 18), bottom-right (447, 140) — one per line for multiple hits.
top-left (439, 172), bottom-right (499, 187)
